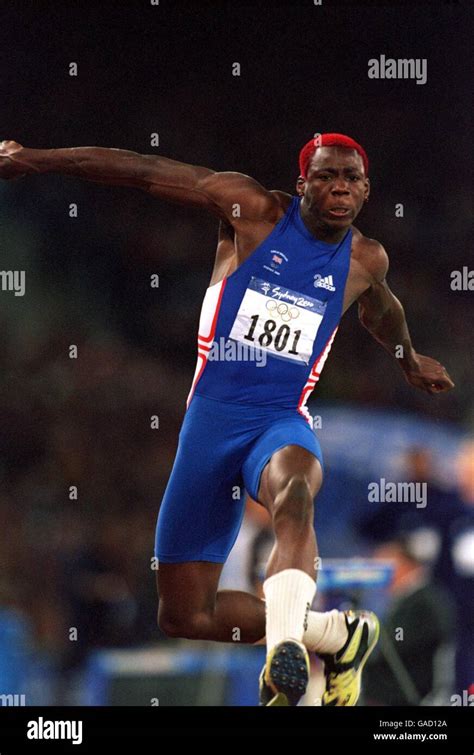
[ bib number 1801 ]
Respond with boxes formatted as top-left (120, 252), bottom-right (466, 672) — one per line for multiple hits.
top-left (243, 314), bottom-right (302, 355)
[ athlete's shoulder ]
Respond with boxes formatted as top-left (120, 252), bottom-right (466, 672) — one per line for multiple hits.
top-left (270, 190), bottom-right (294, 212)
top-left (351, 226), bottom-right (389, 283)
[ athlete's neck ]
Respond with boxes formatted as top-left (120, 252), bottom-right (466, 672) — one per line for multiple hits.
top-left (299, 199), bottom-right (350, 244)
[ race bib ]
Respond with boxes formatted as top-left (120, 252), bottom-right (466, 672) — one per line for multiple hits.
top-left (228, 277), bottom-right (327, 365)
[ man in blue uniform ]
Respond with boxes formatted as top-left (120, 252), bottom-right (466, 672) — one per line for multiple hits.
top-left (0, 133), bottom-right (454, 706)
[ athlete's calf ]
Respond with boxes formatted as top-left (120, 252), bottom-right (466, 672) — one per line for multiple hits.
top-left (257, 444), bottom-right (323, 579)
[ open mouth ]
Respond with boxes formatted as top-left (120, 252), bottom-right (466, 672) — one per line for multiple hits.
top-left (327, 207), bottom-right (351, 217)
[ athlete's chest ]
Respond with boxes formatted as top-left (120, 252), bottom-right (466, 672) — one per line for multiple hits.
top-left (214, 227), bottom-right (349, 282)
top-left (215, 237), bottom-right (350, 367)
top-left (212, 236), bottom-right (372, 319)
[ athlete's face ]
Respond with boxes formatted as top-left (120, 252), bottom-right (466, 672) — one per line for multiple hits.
top-left (296, 146), bottom-right (370, 228)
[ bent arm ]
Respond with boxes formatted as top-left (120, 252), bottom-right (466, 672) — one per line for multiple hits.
top-left (357, 243), bottom-right (454, 394)
top-left (358, 277), bottom-right (417, 372)
top-left (0, 141), bottom-right (280, 223)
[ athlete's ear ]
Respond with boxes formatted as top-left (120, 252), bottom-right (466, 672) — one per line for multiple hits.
top-left (364, 176), bottom-right (370, 202)
top-left (296, 175), bottom-right (305, 196)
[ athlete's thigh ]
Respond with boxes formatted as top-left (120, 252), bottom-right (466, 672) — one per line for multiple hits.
top-left (258, 444), bottom-right (323, 510)
top-left (156, 561), bottom-right (224, 616)
top-left (155, 394), bottom-right (248, 564)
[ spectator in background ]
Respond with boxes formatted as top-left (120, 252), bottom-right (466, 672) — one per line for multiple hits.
top-left (219, 497), bottom-right (272, 596)
top-left (364, 533), bottom-right (455, 706)
top-left (447, 441), bottom-right (474, 695)
top-left (247, 505), bottom-right (274, 599)
top-left (407, 441), bottom-right (474, 696)
top-left (58, 514), bottom-right (138, 672)
top-left (360, 443), bottom-right (474, 697)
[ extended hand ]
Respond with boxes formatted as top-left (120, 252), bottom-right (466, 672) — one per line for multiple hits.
top-left (0, 140), bottom-right (28, 179)
top-left (403, 353), bottom-right (455, 394)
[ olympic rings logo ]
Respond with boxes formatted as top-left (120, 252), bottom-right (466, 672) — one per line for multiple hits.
top-left (265, 300), bottom-right (300, 323)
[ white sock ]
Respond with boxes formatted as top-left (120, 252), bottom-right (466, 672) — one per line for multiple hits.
top-left (263, 569), bottom-right (316, 653)
top-left (303, 609), bottom-right (348, 654)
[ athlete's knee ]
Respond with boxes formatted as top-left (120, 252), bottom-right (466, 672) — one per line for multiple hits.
top-left (271, 475), bottom-right (314, 528)
top-left (158, 609), bottom-right (184, 638)
top-left (158, 604), bottom-right (210, 640)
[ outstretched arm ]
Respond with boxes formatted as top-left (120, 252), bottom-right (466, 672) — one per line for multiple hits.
top-left (357, 243), bottom-right (454, 394)
top-left (0, 140), bottom-right (280, 224)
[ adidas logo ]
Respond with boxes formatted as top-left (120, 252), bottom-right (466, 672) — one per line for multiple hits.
top-left (314, 274), bottom-right (336, 292)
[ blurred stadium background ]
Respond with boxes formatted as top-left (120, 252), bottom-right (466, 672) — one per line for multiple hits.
top-left (0, 1), bottom-right (472, 706)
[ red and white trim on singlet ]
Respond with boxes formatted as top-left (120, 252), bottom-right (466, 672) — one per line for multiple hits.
top-left (297, 326), bottom-right (339, 427)
top-left (185, 278), bottom-right (227, 409)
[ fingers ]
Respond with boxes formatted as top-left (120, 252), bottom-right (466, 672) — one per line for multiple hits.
top-left (0, 140), bottom-right (20, 151)
top-left (409, 367), bottom-right (455, 393)
top-left (425, 361), bottom-right (455, 391)
top-left (425, 377), bottom-right (455, 394)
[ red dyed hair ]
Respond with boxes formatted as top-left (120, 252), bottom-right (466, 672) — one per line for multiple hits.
top-left (298, 133), bottom-right (369, 178)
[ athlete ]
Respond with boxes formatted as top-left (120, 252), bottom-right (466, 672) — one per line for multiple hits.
top-left (0, 134), bottom-right (454, 706)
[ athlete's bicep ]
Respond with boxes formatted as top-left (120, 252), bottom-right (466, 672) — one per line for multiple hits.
top-left (145, 155), bottom-right (281, 222)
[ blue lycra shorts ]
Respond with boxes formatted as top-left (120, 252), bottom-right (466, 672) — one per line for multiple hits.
top-left (154, 393), bottom-right (323, 564)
